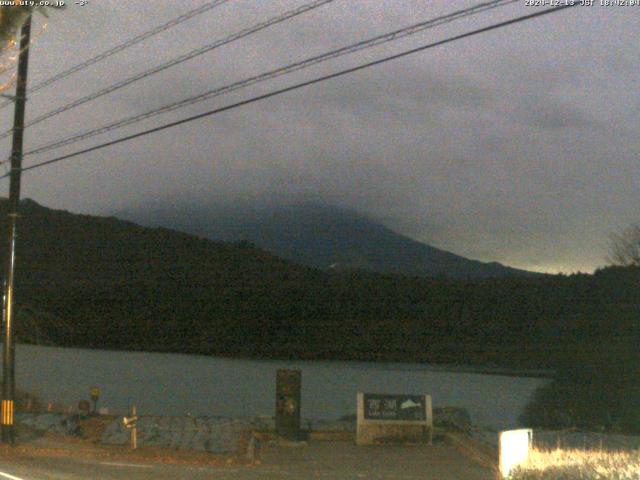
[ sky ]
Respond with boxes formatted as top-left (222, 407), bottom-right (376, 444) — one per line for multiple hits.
top-left (0, 0), bottom-right (638, 274)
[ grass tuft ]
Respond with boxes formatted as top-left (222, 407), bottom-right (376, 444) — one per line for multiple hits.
top-left (509, 447), bottom-right (640, 480)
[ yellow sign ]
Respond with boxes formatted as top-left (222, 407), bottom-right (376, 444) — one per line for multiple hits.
top-left (90, 387), bottom-right (100, 398)
top-left (1, 399), bottom-right (14, 425)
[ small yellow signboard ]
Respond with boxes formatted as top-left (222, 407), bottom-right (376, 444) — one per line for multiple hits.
top-left (1, 399), bottom-right (14, 425)
top-left (90, 387), bottom-right (100, 399)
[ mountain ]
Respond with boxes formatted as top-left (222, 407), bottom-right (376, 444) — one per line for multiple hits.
top-left (120, 202), bottom-right (535, 279)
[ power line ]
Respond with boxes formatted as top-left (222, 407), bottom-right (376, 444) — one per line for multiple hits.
top-left (0, 0), bottom-right (232, 112)
top-left (24, 0), bottom-right (519, 158)
top-left (1, 4), bottom-right (577, 180)
top-left (0, 0), bottom-right (336, 141)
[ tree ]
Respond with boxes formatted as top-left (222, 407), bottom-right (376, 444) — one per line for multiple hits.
top-left (0, 7), bottom-right (36, 52)
top-left (0, 6), bottom-right (63, 52)
top-left (608, 224), bottom-right (640, 267)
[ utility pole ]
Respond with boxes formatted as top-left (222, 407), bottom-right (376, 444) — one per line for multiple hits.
top-left (2, 14), bottom-right (31, 445)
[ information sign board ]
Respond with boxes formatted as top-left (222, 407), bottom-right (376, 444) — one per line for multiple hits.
top-left (363, 394), bottom-right (426, 421)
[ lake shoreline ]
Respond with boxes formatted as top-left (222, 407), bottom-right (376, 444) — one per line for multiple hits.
top-left (16, 342), bottom-right (554, 379)
top-left (12, 343), bottom-right (547, 429)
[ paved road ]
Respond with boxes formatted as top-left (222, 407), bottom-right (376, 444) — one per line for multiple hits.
top-left (0, 441), bottom-right (496, 479)
top-left (1, 456), bottom-right (264, 480)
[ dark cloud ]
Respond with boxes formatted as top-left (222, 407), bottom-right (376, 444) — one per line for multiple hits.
top-left (514, 97), bottom-right (600, 130)
top-left (2, 0), bottom-right (638, 274)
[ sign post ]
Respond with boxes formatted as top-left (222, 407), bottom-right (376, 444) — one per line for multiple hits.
top-left (122, 405), bottom-right (138, 450)
top-left (356, 393), bottom-right (433, 445)
top-left (90, 387), bottom-right (100, 414)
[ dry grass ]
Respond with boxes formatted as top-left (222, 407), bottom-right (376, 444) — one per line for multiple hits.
top-left (509, 447), bottom-right (640, 479)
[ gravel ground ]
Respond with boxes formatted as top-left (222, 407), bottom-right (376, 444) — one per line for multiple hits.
top-left (0, 437), bottom-right (496, 480)
top-left (8, 412), bottom-right (501, 478)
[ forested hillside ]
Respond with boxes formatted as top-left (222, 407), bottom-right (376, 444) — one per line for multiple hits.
top-left (3, 199), bottom-right (638, 370)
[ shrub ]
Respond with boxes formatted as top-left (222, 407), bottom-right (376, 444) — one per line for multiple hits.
top-left (520, 346), bottom-right (640, 434)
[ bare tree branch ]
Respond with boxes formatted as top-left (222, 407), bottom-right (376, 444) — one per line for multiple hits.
top-left (607, 225), bottom-right (640, 266)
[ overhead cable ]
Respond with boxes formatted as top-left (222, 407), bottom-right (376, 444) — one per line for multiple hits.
top-left (0, 0), bottom-right (233, 111)
top-left (25, 0), bottom-right (518, 157)
top-left (1, 4), bottom-right (578, 179)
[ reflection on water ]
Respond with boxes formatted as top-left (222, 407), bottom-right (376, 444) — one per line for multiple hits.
top-left (13, 344), bottom-right (547, 430)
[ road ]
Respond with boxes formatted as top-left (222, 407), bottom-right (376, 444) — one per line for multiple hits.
top-left (0, 440), bottom-right (496, 479)
top-left (1, 456), bottom-right (259, 480)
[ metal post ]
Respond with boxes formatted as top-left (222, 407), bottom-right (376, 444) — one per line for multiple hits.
top-left (1, 15), bottom-right (31, 445)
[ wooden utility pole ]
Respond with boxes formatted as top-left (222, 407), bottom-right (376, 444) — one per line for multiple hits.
top-left (2, 14), bottom-right (31, 445)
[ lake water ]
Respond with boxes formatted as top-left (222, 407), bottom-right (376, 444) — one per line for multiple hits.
top-left (12, 344), bottom-right (547, 431)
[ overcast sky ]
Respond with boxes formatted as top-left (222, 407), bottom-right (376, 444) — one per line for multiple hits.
top-left (0, 0), bottom-right (638, 274)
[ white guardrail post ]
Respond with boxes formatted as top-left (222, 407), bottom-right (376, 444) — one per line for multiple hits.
top-left (499, 428), bottom-right (532, 478)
